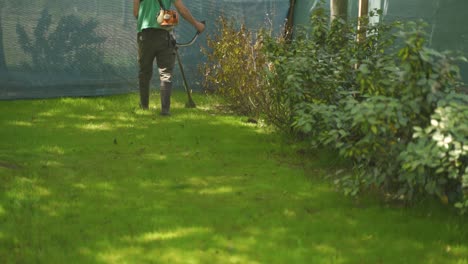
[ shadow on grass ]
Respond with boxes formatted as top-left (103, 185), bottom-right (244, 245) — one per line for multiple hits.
top-left (0, 92), bottom-right (467, 263)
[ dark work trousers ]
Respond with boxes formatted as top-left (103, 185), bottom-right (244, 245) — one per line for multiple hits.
top-left (137, 28), bottom-right (176, 109)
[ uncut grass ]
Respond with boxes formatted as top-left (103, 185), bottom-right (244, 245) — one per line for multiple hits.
top-left (0, 92), bottom-right (467, 263)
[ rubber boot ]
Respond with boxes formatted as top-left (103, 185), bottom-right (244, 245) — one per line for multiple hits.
top-left (160, 83), bottom-right (172, 116)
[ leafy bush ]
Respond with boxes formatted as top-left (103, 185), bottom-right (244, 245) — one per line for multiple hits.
top-left (203, 1), bottom-right (467, 213)
top-left (200, 16), bottom-right (268, 116)
top-left (276, 3), bottom-right (467, 212)
top-left (399, 93), bottom-right (468, 209)
top-left (262, 6), bottom-right (396, 131)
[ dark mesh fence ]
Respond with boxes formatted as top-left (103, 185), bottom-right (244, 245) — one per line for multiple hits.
top-left (1, 0), bottom-right (467, 99)
top-left (0, 0), bottom-right (289, 99)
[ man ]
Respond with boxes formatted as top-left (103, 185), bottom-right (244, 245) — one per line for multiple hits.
top-left (133, 0), bottom-right (205, 115)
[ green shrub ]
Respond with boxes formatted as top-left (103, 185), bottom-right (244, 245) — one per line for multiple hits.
top-left (263, 5), bottom-right (396, 131)
top-left (283, 3), bottom-right (467, 212)
top-left (202, 1), bottom-right (467, 213)
top-left (200, 16), bottom-right (268, 117)
top-left (399, 93), bottom-right (468, 209)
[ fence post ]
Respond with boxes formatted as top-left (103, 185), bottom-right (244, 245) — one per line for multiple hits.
top-left (331, 0), bottom-right (348, 22)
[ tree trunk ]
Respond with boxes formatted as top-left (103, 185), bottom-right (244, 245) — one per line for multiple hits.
top-left (283, 0), bottom-right (296, 42)
top-left (357, 0), bottom-right (369, 42)
top-left (330, 0), bottom-right (348, 22)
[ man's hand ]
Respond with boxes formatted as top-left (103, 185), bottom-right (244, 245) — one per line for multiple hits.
top-left (174, 0), bottom-right (205, 33)
top-left (194, 21), bottom-right (205, 33)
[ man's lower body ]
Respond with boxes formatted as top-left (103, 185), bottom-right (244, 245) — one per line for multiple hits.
top-left (137, 28), bottom-right (176, 115)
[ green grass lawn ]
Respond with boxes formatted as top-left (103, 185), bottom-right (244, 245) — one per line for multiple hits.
top-left (0, 91), bottom-right (467, 264)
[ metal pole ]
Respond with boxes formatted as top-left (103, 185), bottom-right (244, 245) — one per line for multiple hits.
top-left (175, 48), bottom-right (196, 108)
top-left (359, 0), bottom-right (369, 18)
top-left (330, 0), bottom-right (348, 22)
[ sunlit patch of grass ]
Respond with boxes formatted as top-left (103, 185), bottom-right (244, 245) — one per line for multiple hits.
top-left (78, 122), bottom-right (113, 131)
top-left (8, 120), bottom-right (33, 127)
top-left (38, 145), bottom-right (66, 155)
top-left (198, 186), bottom-right (234, 195)
top-left (135, 227), bottom-right (212, 242)
top-left (442, 244), bottom-right (468, 259)
top-left (0, 91), bottom-right (467, 263)
top-left (5, 177), bottom-right (38, 201)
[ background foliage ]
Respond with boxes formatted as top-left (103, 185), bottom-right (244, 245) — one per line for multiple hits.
top-left (202, 3), bottom-right (468, 213)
